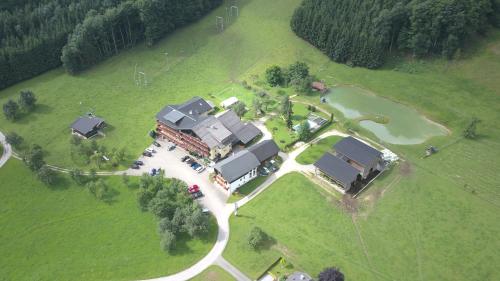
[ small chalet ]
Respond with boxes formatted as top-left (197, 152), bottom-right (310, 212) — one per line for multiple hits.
top-left (314, 136), bottom-right (383, 192)
top-left (70, 116), bottom-right (105, 139)
top-left (334, 136), bottom-right (383, 179)
top-left (311, 81), bottom-right (328, 93)
top-left (214, 139), bottom-right (279, 193)
top-left (248, 139), bottom-right (280, 163)
top-left (214, 150), bottom-right (260, 193)
top-left (314, 152), bottom-right (360, 191)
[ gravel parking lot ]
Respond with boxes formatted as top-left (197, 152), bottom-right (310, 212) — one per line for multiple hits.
top-left (131, 139), bottom-right (229, 212)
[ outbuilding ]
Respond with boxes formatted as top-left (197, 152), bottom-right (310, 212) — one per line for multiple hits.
top-left (70, 116), bottom-right (105, 139)
top-left (314, 152), bottom-right (360, 191)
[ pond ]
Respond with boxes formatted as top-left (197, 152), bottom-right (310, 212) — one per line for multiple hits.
top-left (325, 85), bottom-right (448, 145)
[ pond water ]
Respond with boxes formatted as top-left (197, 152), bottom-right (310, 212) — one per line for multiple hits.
top-left (326, 86), bottom-right (448, 145)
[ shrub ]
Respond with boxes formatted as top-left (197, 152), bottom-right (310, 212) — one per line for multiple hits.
top-left (265, 65), bottom-right (284, 86)
top-left (18, 90), bottom-right (37, 111)
top-left (160, 230), bottom-right (176, 253)
top-left (248, 226), bottom-right (267, 249)
top-left (3, 99), bottom-right (20, 121)
top-left (37, 165), bottom-right (56, 186)
top-left (5, 132), bottom-right (23, 148)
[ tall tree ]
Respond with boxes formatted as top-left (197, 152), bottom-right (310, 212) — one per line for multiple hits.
top-left (18, 90), bottom-right (37, 111)
top-left (3, 100), bottom-right (20, 121)
top-left (318, 267), bottom-right (344, 281)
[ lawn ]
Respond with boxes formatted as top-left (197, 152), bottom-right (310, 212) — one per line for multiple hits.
top-left (0, 159), bottom-right (218, 281)
top-left (227, 175), bottom-right (268, 203)
top-left (0, 0), bottom-right (499, 279)
top-left (295, 136), bottom-right (343, 165)
top-left (190, 265), bottom-right (235, 281)
top-left (223, 172), bottom-right (500, 281)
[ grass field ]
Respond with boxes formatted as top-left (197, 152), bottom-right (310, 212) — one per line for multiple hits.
top-left (0, 0), bottom-right (499, 279)
top-left (295, 136), bottom-right (343, 165)
top-left (0, 160), bottom-right (217, 280)
top-left (190, 265), bottom-right (235, 281)
top-left (223, 172), bottom-right (500, 280)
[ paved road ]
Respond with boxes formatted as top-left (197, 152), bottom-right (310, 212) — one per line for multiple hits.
top-left (0, 131), bottom-right (12, 169)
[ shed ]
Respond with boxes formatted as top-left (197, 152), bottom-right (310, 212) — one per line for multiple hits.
top-left (286, 272), bottom-right (313, 281)
top-left (70, 116), bottom-right (105, 138)
top-left (314, 152), bottom-right (360, 191)
top-left (220, 97), bottom-right (239, 109)
top-left (311, 81), bottom-right (327, 93)
top-left (249, 139), bottom-right (280, 163)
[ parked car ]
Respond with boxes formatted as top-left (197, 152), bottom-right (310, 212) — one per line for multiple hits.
top-left (153, 141), bottom-right (161, 147)
top-left (185, 157), bottom-right (195, 164)
top-left (191, 191), bottom-right (204, 199)
top-left (181, 155), bottom-right (190, 162)
top-left (134, 160), bottom-right (144, 166)
top-left (130, 164), bottom-right (140, 169)
top-left (150, 168), bottom-right (157, 176)
top-left (202, 208), bottom-right (210, 214)
top-left (196, 166), bottom-right (205, 173)
top-left (143, 151), bottom-right (153, 157)
top-left (145, 148), bottom-right (155, 154)
top-left (191, 162), bottom-right (200, 170)
top-left (168, 144), bottom-right (176, 151)
top-left (188, 184), bottom-right (200, 194)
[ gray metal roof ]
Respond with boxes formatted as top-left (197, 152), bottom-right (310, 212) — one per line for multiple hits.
top-left (156, 97), bottom-right (213, 130)
top-left (218, 110), bottom-right (261, 144)
top-left (314, 153), bottom-right (360, 187)
top-left (334, 136), bottom-right (382, 167)
top-left (192, 117), bottom-right (234, 148)
top-left (70, 117), bottom-right (104, 134)
top-left (249, 139), bottom-right (280, 162)
top-left (286, 272), bottom-right (313, 281)
top-left (214, 150), bottom-right (260, 183)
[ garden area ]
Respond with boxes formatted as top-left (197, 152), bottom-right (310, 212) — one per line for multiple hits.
top-left (227, 175), bottom-right (269, 203)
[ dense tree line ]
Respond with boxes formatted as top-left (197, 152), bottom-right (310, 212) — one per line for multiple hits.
top-left (0, 0), bottom-right (222, 89)
top-left (291, 0), bottom-right (500, 68)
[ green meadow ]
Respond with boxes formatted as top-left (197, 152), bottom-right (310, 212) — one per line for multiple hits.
top-left (0, 160), bottom-right (217, 280)
top-left (0, 0), bottom-right (499, 280)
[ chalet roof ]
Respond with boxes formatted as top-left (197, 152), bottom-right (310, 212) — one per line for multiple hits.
top-left (312, 81), bottom-right (327, 91)
top-left (70, 116), bottom-right (104, 135)
top-left (192, 116), bottom-right (235, 148)
top-left (218, 110), bottom-right (262, 144)
top-left (249, 139), bottom-right (280, 162)
top-left (214, 150), bottom-right (260, 183)
top-left (314, 152), bottom-right (359, 187)
top-left (156, 96), bottom-right (213, 130)
top-left (334, 136), bottom-right (382, 167)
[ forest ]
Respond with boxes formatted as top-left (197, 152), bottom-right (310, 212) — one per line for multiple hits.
top-left (291, 0), bottom-right (500, 68)
top-left (0, 0), bottom-right (222, 89)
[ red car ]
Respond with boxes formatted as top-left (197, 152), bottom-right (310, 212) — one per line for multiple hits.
top-left (188, 184), bottom-right (200, 194)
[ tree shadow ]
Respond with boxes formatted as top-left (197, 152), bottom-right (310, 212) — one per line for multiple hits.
top-left (102, 188), bottom-right (120, 205)
top-left (255, 234), bottom-right (277, 253)
top-left (48, 175), bottom-right (70, 191)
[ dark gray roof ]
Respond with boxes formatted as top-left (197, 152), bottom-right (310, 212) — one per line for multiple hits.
top-left (235, 123), bottom-right (262, 144)
top-left (286, 272), bottom-right (313, 281)
top-left (156, 96), bottom-right (213, 130)
top-left (334, 136), bottom-right (382, 167)
top-left (314, 153), bottom-right (359, 187)
top-left (70, 117), bottom-right (104, 134)
top-left (218, 110), bottom-right (261, 144)
top-left (214, 150), bottom-right (260, 183)
top-left (249, 140), bottom-right (280, 162)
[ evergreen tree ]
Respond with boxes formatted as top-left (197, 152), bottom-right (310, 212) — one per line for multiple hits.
top-left (3, 100), bottom-right (20, 121)
top-left (18, 90), bottom-right (37, 111)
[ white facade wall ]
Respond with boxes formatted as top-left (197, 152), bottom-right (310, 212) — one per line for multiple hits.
top-left (228, 167), bottom-right (258, 193)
